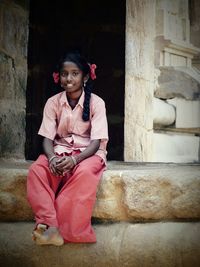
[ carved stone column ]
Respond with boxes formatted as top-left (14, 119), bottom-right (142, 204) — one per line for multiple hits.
top-left (124, 0), bottom-right (155, 161)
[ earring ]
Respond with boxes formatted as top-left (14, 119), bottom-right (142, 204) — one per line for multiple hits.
top-left (84, 80), bottom-right (87, 87)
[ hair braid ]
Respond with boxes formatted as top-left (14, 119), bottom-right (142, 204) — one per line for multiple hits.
top-left (82, 80), bottom-right (93, 121)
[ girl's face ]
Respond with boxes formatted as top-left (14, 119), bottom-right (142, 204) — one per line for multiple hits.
top-left (60, 61), bottom-right (86, 97)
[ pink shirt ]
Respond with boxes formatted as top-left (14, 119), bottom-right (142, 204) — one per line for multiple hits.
top-left (38, 91), bottom-right (109, 162)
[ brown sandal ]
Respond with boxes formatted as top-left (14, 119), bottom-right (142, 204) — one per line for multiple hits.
top-left (32, 224), bottom-right (64, 246)
top-left (32, 224), bottom-right (48, 241)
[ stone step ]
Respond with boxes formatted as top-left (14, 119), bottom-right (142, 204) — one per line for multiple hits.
top-left (0, 222), bottom-right (200, 267)
top-left (0, 160), bottom-right (200, 222)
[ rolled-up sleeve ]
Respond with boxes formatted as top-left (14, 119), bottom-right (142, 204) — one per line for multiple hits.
top-left (38, 99), bottom-right (57, 140)
top-left (90, 99), bottom-right (108, 141)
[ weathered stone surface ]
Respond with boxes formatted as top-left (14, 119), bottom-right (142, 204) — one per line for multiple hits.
top-left (156, 0), bottom-right (190, 43)
top-left (0, 0), bottom-right (28, 159)
top-left (95, 165), bottom-right (200, 220)
top-left (0, 161), bottom-right (200, 221)
top-left (124, 77), bottom-right (154, 161)
top-left (0, 222), bottom-right (200, 267)
top-left (125, 0), bottom-right (155, 162)
top-left (0, 103), bottom-right (26, 159)
top-left (0, 163), bottom-right (33, 221)
top-left (153, 132), bottom-right (200, 163)
top-left (155, 66), bottom-right (200, 100)
top-left (167, 98), bottom-right (200, 128)
top-left (0, 53), bottom-right (15, 99)
top-left (0, 1), bottom-right (29, 59)
top-left (190, 0), bottom-right (200, 48)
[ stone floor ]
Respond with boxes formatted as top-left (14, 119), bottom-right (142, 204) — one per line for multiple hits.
top-left (0, 222), bottom-right (200, 267)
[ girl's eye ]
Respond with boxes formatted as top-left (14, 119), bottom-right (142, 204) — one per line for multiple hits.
top-left (61, 72), bottom-right (67, 77)
top-left (72, 72), bottom-right (79, 76)
top-left (60, 71), bottom-right (79, 77)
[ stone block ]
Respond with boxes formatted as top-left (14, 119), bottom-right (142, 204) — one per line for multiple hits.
top-left (0, 53), bottom-right (27, 100)
top-left (155, 66), bottom-right (200, 100)
top-left (167, 98), bottom-right (200, 128)
top-left (0, 165), bottom-right (33, 221)
top-left (95, 164), bottom-right (200, 220)
top-left (0, 53), bottom-right (15, 99)
top-left (156, 0), bottom-right (189, 43)
top-left (0, 103), bottom-right (25, 159)
top-left (1, 2), bottom-right (29, 59)
top-left (153, 132), bottom-right (200, 163)
top-left (0, 161), bottom-right (200, 222)
top-left (14, 64), bottom-right (27, 99)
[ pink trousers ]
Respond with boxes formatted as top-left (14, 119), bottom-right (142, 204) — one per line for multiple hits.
top-left (27, 154), bottom-right (105, 243)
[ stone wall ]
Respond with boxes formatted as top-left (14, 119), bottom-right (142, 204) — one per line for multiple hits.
top-left (153, 0), bottom-right (200, 163)
top-left (0, 0), bottom-right (29, 159)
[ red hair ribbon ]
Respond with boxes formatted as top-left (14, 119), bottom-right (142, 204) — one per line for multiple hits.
top-left (53, 72), bottom-right (59, 84)
top-left (89, 64), bottom-right (97, 80)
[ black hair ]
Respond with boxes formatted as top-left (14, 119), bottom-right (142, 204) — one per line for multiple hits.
top-left (55, 51), bottom-right (93, 121)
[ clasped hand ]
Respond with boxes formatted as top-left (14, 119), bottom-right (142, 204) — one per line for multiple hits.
top-left (49, 156), bottom-right (75, 176)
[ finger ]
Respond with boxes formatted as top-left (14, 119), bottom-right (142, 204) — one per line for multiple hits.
top-left (56, 161), bottom-right (69, 169)
top-left (50, 168), bottom-right (57, 176)
top-left (50, 165), bottom-right (58, 176)
top-left (56, 157), bottom-right (65, 164)
top-left (57, 163), bottom-right (73, 172)
top-left (55, 168), bottom-right (63, 176)
top-left (50, 163), bottom-right (61, 176)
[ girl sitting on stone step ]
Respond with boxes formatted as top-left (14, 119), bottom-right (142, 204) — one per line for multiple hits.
top-left (27, 50), bottom-right (108, 246)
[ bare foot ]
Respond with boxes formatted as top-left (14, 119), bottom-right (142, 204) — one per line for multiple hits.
top-left (33, 226), bottom-right (64, 246)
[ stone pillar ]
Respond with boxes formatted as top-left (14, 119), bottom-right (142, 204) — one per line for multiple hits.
top-left (124, 0), bottom-right (155, 161)
top-left (0, 0), bottom-right (29, 159)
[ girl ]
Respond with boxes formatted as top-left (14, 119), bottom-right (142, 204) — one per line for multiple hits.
top-left (27, 51), bottom-right (108, 246)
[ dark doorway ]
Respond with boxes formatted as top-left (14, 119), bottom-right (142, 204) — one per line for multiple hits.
top-left (26, 0), bottom-right (125, 160)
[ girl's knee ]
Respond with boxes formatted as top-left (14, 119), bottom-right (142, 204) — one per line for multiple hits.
top-left (77, 156), bottom-right (104, 173)
top-left (29, 155), bottom-right (48, 171)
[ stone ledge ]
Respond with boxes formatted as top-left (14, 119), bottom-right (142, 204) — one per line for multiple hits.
top-left (0, 161), bottom-right (200, 221)
top-left (0, 222), bottom-right (200, 267)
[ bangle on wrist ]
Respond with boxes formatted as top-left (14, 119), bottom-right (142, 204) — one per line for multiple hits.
top-left (48, 155), bottom-right (57, 164)
top-left (70, 156), bottom-right (77, 166)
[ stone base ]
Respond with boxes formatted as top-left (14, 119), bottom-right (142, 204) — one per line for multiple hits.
top-left (0, 222), bottom-right (200, 267)
top-left (1, 161), bottom-right (200, 221)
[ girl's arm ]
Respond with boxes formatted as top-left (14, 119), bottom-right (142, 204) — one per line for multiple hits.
top-left (43, 137), bottom-right (55, 160)
top-left (75, 139), bottom-right (100, 163)
top-left (43, 137), bottom-right (63, 176)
